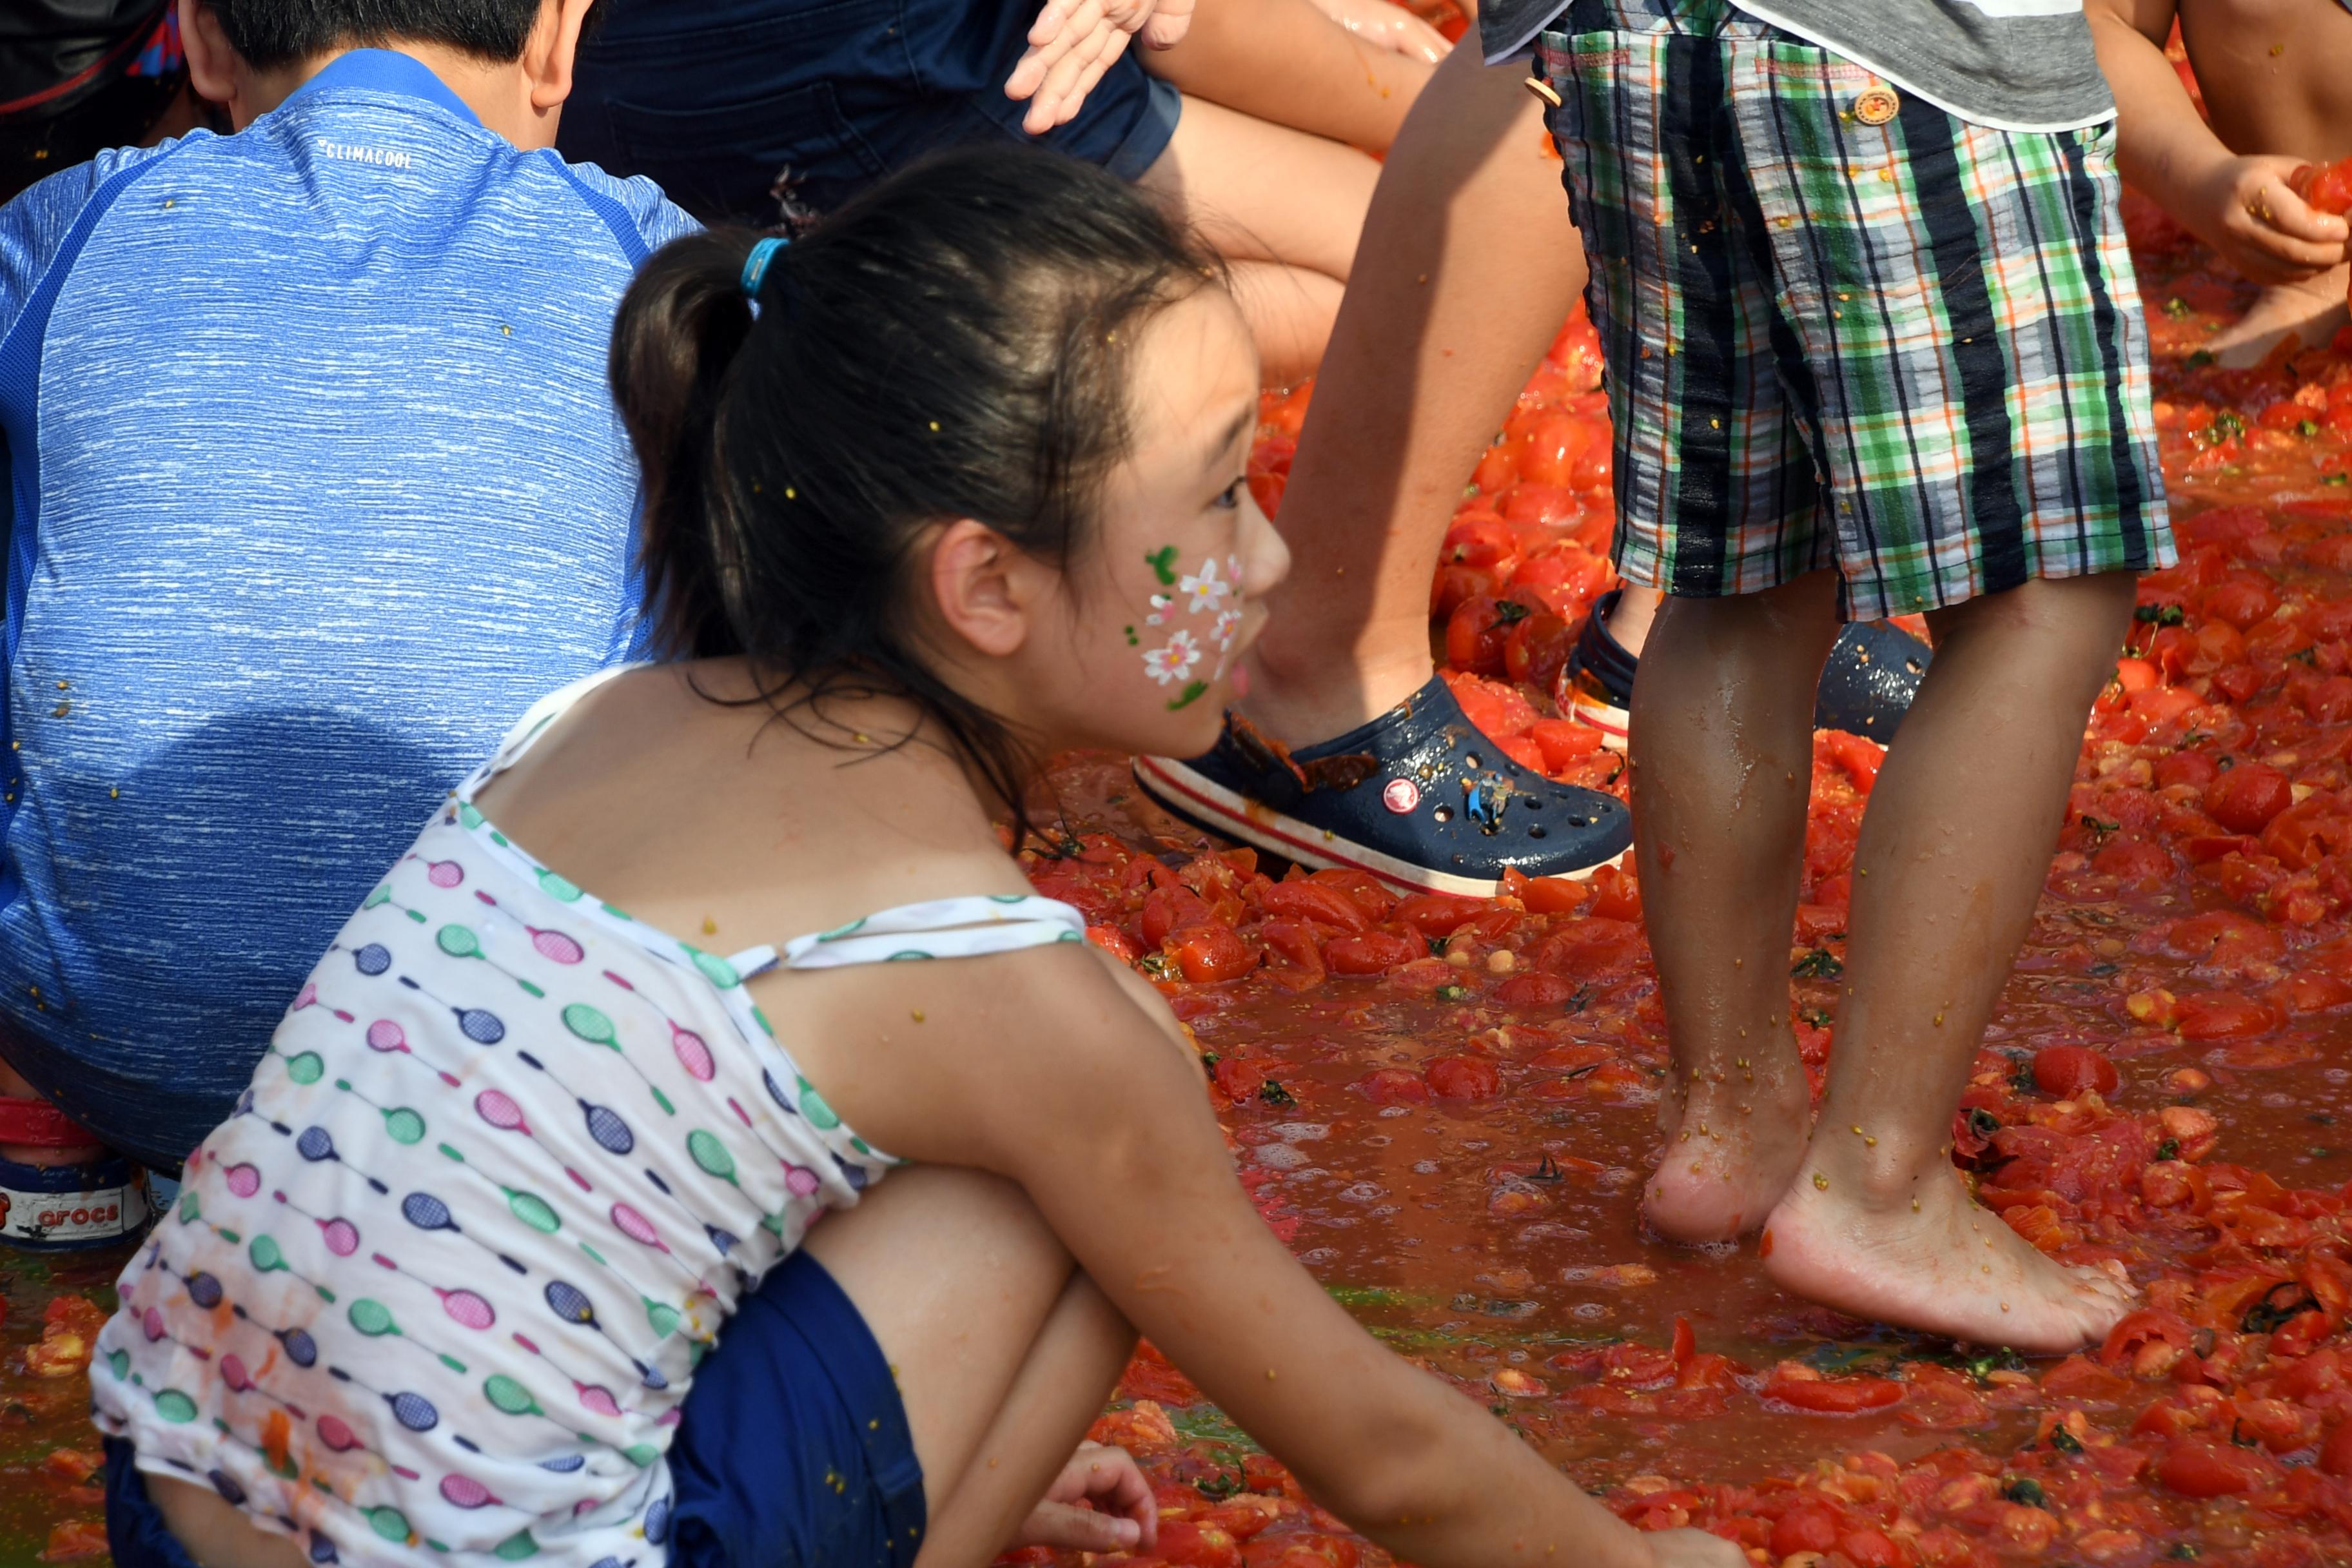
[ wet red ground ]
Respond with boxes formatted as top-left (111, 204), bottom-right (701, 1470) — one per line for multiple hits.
top-left (12, 164), bottom-right (2352, 1568)
top-left (999, 206), bottom-right (2352, 1568)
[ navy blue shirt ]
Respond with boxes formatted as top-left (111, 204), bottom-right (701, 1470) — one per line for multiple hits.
top-left (0, 50), bottom-right (695, 1166)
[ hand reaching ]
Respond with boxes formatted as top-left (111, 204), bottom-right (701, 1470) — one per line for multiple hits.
top-left (2186, 153), bottom-right (2351, 288)
top-left (1012, 1441), bottom-right (1160, 1554)
top-left (1003, 0), bottom-right (1197, 134)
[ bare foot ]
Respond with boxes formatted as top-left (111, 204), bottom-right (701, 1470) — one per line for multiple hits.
top-left (2208, 266), bottom-right (2350, 368)
top-left (1643, 1066), bottom-right (1809, 1242)
top-left (1759, 1164), bottom-right (2136, 1353)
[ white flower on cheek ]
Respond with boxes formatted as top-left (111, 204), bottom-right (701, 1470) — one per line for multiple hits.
top-left (1179, 557), bottom-right (1230, 616)
top-left (1142, 629), bottom-right (1201, 685)
top-left (1210, 607), bottom-right (1242, 656)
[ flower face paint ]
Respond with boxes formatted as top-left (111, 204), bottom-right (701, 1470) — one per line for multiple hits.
top-left (1139, 551), bottom-right (1249, 710)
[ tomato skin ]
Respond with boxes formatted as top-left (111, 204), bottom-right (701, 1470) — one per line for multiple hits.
top-left (2155, 1436), bottom-right (2273, 1498)
top-left (1494, 972), bottom-right (1580, 1006)
top-left (1322, 932), bottom-right (1420, 975)
top-left (1351, 1068), bottom-right (1429, 1105)
top-left (1442, 515), bottom-right (1519, 574)
top-left (1086, 924), bottom-right (1142, 963)
top-left (1259, 881), bottom-right (1372, 933)
top-left (1257, 921), bottom-right (1326, 981)
top-left (1502, 610), bottom-right (1573, 690)
top-left (2173, 990), bottom-right (2283, 1041)
top-left (1501, 864), bottom-right (1593, 914)
top-left (1839, 1526), bottom-right (1907, 1568)
top-left (2102, 1308), bottom-right (2198, 1370)
top-left (1445, 595), bottom-right (1516, 676)
top-left (1425, 1054), bottom-right (1501, 1099)
top-left (2323, 1418), bottom-right (2352, 1478)
top-left (2031, 1044), bottom-right (2120, 1098)
top-left (1157, 1520), bottom-right (1243, 1568)
top-left (1761, 1364), bottom-right (1905, 1413)
top-left (2155, 750), bottom-right (2222, 790)
top-left (2203, 577), bottom-right (2282, 627)
top-left (1431, 563), bottom-right (1498, 621)
top-left (1213, 1059), bottom-right (1265, 1102)
top-left (2206, 763), bottom-right (2295, 834)
top-left (1172, 924), bottom-right (1257, 984)
top-left (1393, 894), bottom-right (1485, 939)
top-left (1141, 886), bottom-right (1213, 950)
top-left (1767, 1506), bottom-right (1841, 1558)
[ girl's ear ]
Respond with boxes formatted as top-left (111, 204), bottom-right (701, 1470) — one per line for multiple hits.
top-left (927, 518), bottom-right (1031, 658)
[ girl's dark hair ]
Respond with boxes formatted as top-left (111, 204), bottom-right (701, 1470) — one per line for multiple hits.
top-left (611, 143), bottom-right (1225, 831)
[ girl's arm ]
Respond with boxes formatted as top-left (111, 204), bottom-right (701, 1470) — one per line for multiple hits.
top-left (2086, 0), bottom-right (2346, 284)
top-left (812, 946), bottom-right (1738, 1568)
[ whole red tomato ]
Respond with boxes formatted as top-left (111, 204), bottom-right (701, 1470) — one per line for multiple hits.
top-left (2204, 762), bottom-right (2293, 834)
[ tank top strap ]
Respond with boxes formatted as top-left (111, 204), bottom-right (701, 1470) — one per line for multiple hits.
top-left (453, 663), bottom-right (647, 804)
top-left (753, 894), bottom-right (1088, 973)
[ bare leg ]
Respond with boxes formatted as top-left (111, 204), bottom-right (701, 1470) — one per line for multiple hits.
top-left (1239, 44), bottom-right (1587, 740)
top-left (1139, 95), bottom-right (1380, 382)
top-left (1629, 572), bottom-right (1839, 1243)
top-left (1144, 0), bottom-right (1435, 154)
top-left (912, 1273), bottom-right (1137, 1568)
top-left (800, 1166), bottom-right (1137, 1567)
top-left (1761, 573), bottom-right (2141, 1352)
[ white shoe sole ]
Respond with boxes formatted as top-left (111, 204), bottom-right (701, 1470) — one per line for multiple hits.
top-left (1133, 755), bottom-right (1621, 899)
top-left (1568, 694), bottom-right (1631, 754)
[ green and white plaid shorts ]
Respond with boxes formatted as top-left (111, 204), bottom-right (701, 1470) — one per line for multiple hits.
top-left (1538, 0), bottom-right (2173, 619)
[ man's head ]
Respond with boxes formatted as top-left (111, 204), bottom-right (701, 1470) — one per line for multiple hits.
top-left (181, 0), bottom-right (599, 146)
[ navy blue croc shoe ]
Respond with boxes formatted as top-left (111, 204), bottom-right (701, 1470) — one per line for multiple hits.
top-left (1563, 591), bottom-right (1932, 750)
top-left (1134, 675), bottom-right (1632, 896)
top-left (1813, 618), bottom-right (1932, 743)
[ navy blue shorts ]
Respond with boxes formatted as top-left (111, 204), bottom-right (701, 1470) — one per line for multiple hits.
top-left (558, 0), bottom-right (1182, 226)
top-left (105, 1249), bottom-right (925, 1568)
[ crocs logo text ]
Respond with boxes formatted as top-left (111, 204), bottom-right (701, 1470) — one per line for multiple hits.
top-left (1382, 778), bottom-right (1421, 814)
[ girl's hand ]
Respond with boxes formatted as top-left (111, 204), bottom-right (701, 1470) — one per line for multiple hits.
top-left (1300, 0), bottom-right (1453, 63)
top-left (2189, 153), bottom-right (2351, 286)
top-left (1014, 1441), bottom-right (1159, 1553)
top-left (1004, 0), bottom-right (1198, 133)
top-left (1643, 1527), bottom-right (1749, 1568)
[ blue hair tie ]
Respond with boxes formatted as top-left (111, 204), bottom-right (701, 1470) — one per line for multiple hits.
top-left (740, 235), bottom-right (788, 300)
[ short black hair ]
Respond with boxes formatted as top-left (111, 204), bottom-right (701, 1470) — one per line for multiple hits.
top-left (199, 0), bottom-right (554, 70)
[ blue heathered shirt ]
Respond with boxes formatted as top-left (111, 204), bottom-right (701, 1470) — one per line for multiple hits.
top-left (0, 50), bottom-right (696, 1167)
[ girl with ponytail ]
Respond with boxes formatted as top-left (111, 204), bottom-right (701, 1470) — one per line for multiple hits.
top-left (93, 145), bottom-right (1738, 1568)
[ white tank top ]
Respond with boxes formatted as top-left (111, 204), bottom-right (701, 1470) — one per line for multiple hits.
top-left (92, 669), bottom-right (1085, 1566)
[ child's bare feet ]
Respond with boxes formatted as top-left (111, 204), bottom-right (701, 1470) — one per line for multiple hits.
top-left (1643, 1064), bottom-right (1810, 1242)
top-left (2209, 264), bottom-right (2350, 367)
top-left (1759, 1163), bottom-right (2137, 1353)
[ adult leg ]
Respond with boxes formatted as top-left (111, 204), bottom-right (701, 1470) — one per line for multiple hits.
top-left (799, 1166), bottom-right (1137, 1568)
top-left (1139, 95), bottom-right (1380, 382)
top-left (1235, 44), bottom-right (1586, 740)
top-left (1629, 572), bottom-right (1840, 1243)
top-left (1762, 572), bottom-right (2141, 1353)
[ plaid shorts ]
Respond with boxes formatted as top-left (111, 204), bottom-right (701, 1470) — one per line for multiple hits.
top-left (1537, 0), bottom-right (2173, 619)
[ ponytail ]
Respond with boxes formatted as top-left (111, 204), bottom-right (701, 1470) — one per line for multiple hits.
top-left (607, 145), bottom-right (1225, 828)
top-left (608, 230), bottom-right (761, 661)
